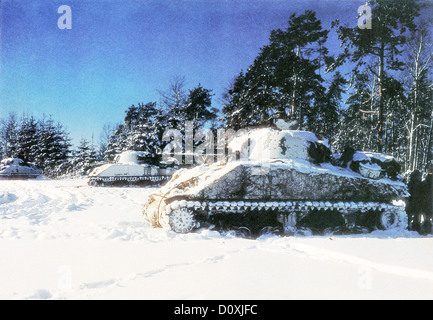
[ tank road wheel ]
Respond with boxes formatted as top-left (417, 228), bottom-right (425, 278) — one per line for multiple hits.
top-left (379, 210), bottom-right (399, 230)
top-left (88, 178), bottom-right (99, 186)
top-left (167, 208), bottom-right (196, 233)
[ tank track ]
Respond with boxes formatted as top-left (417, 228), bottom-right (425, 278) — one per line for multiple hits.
top-left (0, 174), bottom-right (40, 180)
top-left (157, 200), bottom-right (407, 236)
top-left (88, 175), bottom-right (171, 187)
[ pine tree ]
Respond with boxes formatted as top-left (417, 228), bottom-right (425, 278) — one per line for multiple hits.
top-left (270, 10), bottom-right (329, 126)
top-left (104, 124), bottom-right (128, 162)
top-left (104, 102), bottom-right (166, 165)
top-left (0, 113), bottom-right (19, 159)
top-left (184, 84), bottom-right (217, 129)
top-left (34, 117), bottom-right (72, 177)
top-left (221, 71), bottom-right (252, 130)
top-left (71, 138), bottom-right (99, 176)
top-left (15, 114), bottom-right (39, 163)
top-left (125, 102), bottom-right (162, 165)
top-left (335, 0), bottom-right (420, 152)
top-left (310, 71), bottom-right (347, 142)
top-left (334, 70), bottom-right (378, 152)
top-left (222, 10), bottom-right (329, 130)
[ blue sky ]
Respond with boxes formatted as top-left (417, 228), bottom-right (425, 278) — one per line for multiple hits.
top-left (0, 0), bottom-right (373, 145)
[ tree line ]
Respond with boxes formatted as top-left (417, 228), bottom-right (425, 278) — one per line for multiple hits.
top-left (222, 0), bottom-right (433, 174)
top-left (102, 79), bottom-right (218, 166)
top-left (1, 0), bottom-right (432, 177)
top-left (0, 79), bottom-right (218, 177)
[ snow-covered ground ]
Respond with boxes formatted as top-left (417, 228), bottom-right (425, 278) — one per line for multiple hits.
top-left (0, 179), bottom-right (432, 300)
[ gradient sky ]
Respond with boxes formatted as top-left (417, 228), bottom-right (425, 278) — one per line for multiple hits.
top-left (0, 0), bottom-right (382, 145)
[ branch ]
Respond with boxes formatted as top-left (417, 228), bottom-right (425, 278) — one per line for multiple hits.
top-left (359, 109), bottom-right (379, 115)
top-left (368, 65), bottom-right (379, 78)
top-left (414, 123), bottom-right (431, 131)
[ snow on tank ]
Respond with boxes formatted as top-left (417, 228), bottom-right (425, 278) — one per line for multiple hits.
top-left (143, 126), bottom-right (409, 237)
top-left (0, 158), bottom-right (42, 180)
top-left (88, 151), bottom-right (176, 187)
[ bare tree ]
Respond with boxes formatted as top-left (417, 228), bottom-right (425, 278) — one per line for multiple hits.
top-left (99, 122), bottom-right (117, 158)
top-left (404, 19), bottom-right (433, 171)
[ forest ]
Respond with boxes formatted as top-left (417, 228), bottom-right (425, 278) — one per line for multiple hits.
top-left (1, 0), bottom-right (432, 178)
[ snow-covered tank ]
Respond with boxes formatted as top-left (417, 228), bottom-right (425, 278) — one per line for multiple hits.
top-left (88, 151), bottom-right (176, 187)
top-left (0, 158), bottom-right (42, 180)
top-left (143, 127), bottom-right (409, 236)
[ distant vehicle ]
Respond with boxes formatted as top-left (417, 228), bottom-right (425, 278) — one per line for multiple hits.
top-left (88, 151), bottom-right (177, 187)
top-left (0, 158), bottom-right (42, 180)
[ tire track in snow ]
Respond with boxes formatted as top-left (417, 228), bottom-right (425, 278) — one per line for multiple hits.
top-left (72, 252), bottom-right (230, 298)
top-left (271, 240), bottom-right (433, 282)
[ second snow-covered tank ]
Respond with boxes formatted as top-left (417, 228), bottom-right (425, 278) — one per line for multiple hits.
top-left (88, 151), bottom-right (176, 187)
top-left (0, 158), bottom-right (42, 180)
top-left (143, 127), bottom-right (409, 236)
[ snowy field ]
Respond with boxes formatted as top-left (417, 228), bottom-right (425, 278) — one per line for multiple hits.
top-left (0, 179), bottom-right (432, 300)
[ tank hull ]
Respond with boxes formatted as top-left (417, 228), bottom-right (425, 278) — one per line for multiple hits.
top-left (87, 153), bottom-right (176, 187)
top-left (143, 160), bottom-right (408, 236)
